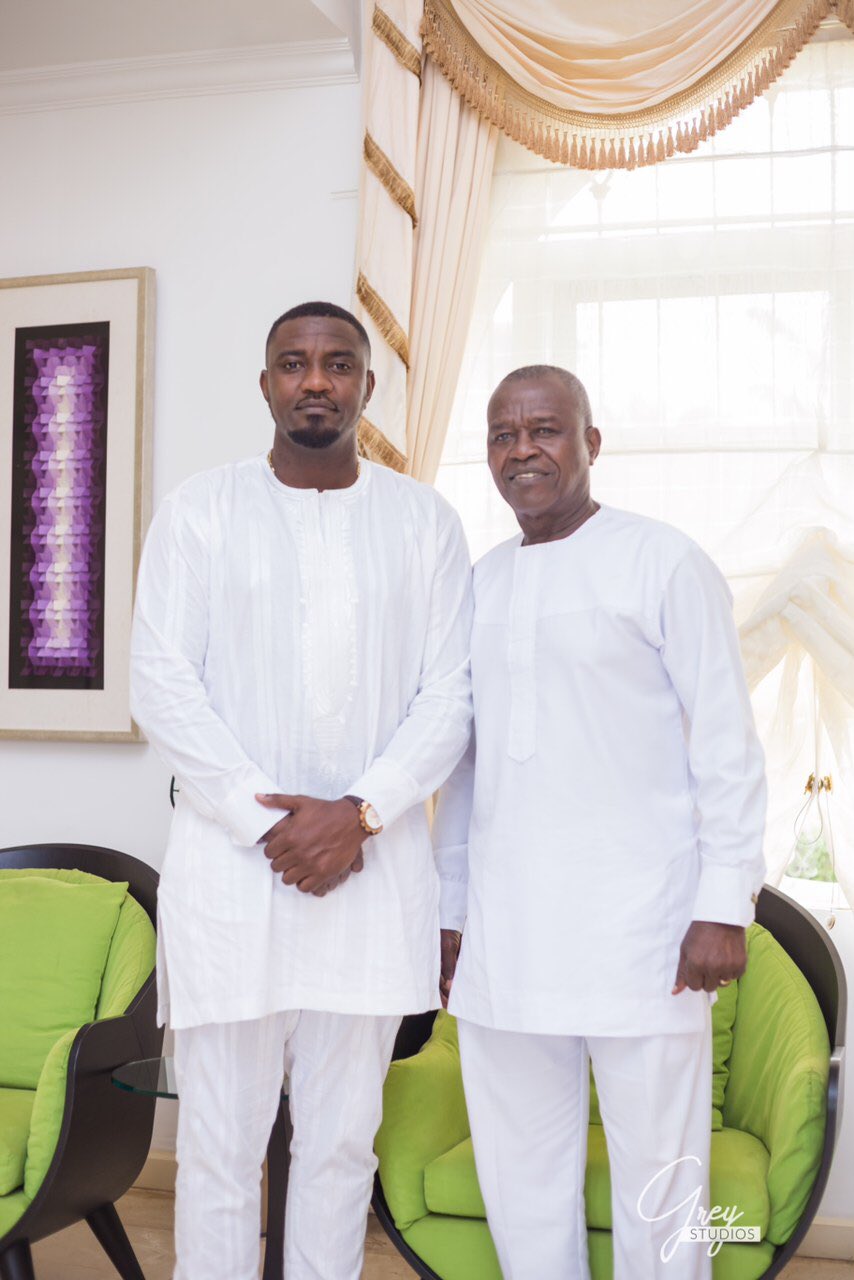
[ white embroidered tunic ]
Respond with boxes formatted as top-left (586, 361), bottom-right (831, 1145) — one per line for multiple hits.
top-left (434, 505), bottom-right (766, 1037)
top-left (131, 456), bottom-right (473, 1029)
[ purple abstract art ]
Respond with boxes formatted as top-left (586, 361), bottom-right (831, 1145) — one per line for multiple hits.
top-left (9, 323), bottom-right (109, 690)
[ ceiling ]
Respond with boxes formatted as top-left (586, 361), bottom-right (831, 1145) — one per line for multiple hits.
top-left (0, 0), bottom-right (358, 72)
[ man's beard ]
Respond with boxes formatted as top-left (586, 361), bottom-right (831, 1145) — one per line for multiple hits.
top-left (287, 421), bottom-right (342, 449)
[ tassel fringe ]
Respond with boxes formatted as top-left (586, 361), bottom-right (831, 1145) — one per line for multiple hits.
top-left (356, 273), bottom-right (411, 369)
top-left (421, 0), bottom-right (836, 169)
top-left (364, 132), bottom-right (418, 226)
top-left (357, 415), bottom-right (407, 472)
top-left (836, 0), bottom-right (854, 31)
top-left (372, 6), bottom-right (422, 80)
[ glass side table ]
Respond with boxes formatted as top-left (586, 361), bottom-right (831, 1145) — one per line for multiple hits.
top-left (112, 1058), bottom-right (291, 1280)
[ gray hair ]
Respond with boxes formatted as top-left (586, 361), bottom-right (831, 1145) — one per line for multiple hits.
top-left (496, 365), bottom-right (593, 429)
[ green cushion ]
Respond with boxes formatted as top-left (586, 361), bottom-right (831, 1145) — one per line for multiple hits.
top-left (97, 892), bottom-right (156, 1019)
top-left (423, 1124), bottom-right (771, 1239)
top-left (376, 1011), bottom-right (471, 1232)
top-left (0, 867), bottom-right (155, 1022)
top-left (24, 1027), bottom-right (77, 1201)
top-left (0, 1190), bottom-right (30, 1239)
top-left (711, 978), bottom-right (739, 1129)
top-left (724, 924), bottom-right (829, 1245)
top-left (403, 1215), bottom-right (502, 1280)
top-left (0, 867), bottom-right (121, 892)
top-left (709, 1241), bottom-right (778, 1280)
top-left (0, 1088), bottom-right (35, 1195)
top-left (403, 1217), bottom-right (777, 1280)
top-left (587, 1226), bottom-right (776, 1280)
top-left (586, 1124), bottom-right (770, 1233)
top-left (589, 977), bottom-right (739, 1131)
top-left (424, 1138), bottom-right (482, 1218)
top-left (587, 1230), bottom-right (614, 1280)
top-left (0, 875), bottom-right (127, 1089)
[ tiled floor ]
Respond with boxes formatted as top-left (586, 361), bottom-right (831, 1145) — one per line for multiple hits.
top-left (29, 1189), bottom-right (853, 1279)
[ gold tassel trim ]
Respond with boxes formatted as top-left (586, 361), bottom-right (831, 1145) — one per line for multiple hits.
top-left (357, 415), bottom-right (407, 472)
top-left (372, 5), bottom-right (422, 80)
top-left (422, 0), bottom-right (833, 168)
top-left (356, 272), bottom-right (411, 369)
top-left (835, 0), bottom-right (854, 32)
top-left (364, 132), bottom-right (418, 226)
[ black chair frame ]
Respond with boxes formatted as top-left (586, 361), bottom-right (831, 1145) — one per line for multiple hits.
top-left (0, 844), bottom-right (164, 1280)
top-left (372, 885), bottom-right (846, 1280)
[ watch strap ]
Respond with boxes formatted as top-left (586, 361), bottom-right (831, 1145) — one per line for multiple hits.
top-left (343, 794), bottom-right (381, 835)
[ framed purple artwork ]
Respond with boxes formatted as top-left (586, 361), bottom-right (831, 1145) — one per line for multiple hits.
top-left (0, 269), bottom-right (154, 740)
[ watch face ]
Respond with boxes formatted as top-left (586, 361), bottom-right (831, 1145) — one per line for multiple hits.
top-left (364, 804), bottom-right (382, 832)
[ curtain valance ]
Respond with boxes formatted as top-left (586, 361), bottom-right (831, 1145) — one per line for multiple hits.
top-left (422, 0), bottom-right (854, 166)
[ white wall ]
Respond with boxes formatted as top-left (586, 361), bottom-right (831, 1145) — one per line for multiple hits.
top-left (0, 75), bottom-right (362, 1149)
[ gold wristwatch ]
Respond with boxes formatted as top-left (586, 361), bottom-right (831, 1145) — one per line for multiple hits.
top-left (343, 795), bottom-right (384, 836)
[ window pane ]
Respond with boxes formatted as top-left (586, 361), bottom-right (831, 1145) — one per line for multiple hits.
top-left (836, 151), bottom-right (854, 212)
top-left (711, 96), bottom-right (771, 154)
top-left (773, 87), bottom-right (832, 150)
top-left (715, 156), bottom-right (772, 218)
top-left (599, 168), bottom-right (657, 226)
top-left (717, 294), bottom-right (776, 436)
top-left (599, 300), bottom-right (659, 437)
top-left (773, 154), bottom-right (833, 216)
top-left (657, 159), bottom-right (715, 221)
top-left (441, 38), bottom-right (854, 562)
top-left (658, 297), bottom-right (717, 438)
top-left (834, 85), bottom-right (854, 145)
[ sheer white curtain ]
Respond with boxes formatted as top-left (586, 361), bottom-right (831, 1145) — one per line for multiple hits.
top-left (436, 33), bottom-right (854, 909)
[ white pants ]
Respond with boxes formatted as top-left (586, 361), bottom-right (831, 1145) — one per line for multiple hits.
top-left (172, 1010), bottom-right (400, 1280)
top-left (459, 1013), bottom-right (712, 1280)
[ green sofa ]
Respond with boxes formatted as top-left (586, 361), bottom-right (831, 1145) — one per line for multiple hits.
top-left (375, 887), bottom-right (844, 1280)
top-left (0, 845), bottom-right (161, 1280)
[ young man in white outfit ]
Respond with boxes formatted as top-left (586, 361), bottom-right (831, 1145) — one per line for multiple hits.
top-left (131, 302), bottom-right (473, 1280)
top-left (434, 365), bottom-right (766, 1280)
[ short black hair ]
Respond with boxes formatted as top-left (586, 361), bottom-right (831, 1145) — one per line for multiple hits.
top-left (497, 364), bottom-right (593, 429)
top-left (265, 301), bottom-right (371, 361)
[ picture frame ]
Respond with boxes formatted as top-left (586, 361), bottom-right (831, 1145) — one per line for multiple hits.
top-left (0, 267), bottom-right (155, 741)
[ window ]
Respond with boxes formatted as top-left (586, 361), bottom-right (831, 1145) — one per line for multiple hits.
top-left (437, 32), bottom-right (854, 911)
top-left (437, 35), bottom-right (854, 563)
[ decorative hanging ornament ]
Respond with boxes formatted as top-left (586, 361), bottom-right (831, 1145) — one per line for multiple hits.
top-left (788, 772), bottom-right (838, 929)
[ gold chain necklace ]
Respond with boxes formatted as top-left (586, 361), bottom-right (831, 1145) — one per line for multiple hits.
top-left (267, 450), bottom-right (361, 481)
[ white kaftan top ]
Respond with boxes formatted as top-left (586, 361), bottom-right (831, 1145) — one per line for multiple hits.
top-left (434, 505), bottom-right (766, 1037)
top-left (131, 456), bottom-right (472, 1029)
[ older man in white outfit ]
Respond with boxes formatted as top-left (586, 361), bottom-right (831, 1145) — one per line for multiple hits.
top-left (434, 365), bottom-right (766, 1280)
top-left (131, 301), bottom-right (472, 1280)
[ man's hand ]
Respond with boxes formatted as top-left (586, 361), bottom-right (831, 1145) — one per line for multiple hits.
top-left (440, 929), bottom-right (462, 1009)
top-left (672, 921), bottom-right (747, 995)
top-left (306, 849), bottom-right (365, 898)
top-left (256, 794), bottom-right (366, 895)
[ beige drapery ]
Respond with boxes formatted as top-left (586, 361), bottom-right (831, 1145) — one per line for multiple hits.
top-left (355, 0), bottom-right (854, 473)
top-left (737, 513), bottom-right (854, 912)
top-left (354, 2), bottom-right (496, 476)
top-left (353, 1), bottom-right (422, 471)
top-left (423, 0), bottom-right (854, 166)
top-left (407, 62), bottom-right (497, 482)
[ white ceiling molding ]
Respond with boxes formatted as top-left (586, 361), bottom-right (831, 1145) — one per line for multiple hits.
top-left (310, 0), bottom-right (358, 41)
top-left (0, 39), bottom-right (356, 116)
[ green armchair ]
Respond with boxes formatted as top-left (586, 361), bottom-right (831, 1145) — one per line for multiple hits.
top-left (374, 886), bottom-right (844, 1280)
top-left (0, 844), bottom-right (162, 1280)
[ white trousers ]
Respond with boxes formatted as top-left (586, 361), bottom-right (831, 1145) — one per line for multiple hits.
top-left (172, 1010), bottom-right (400, 1280)
top-left (459, 1013), bottom-right (712, 1280)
